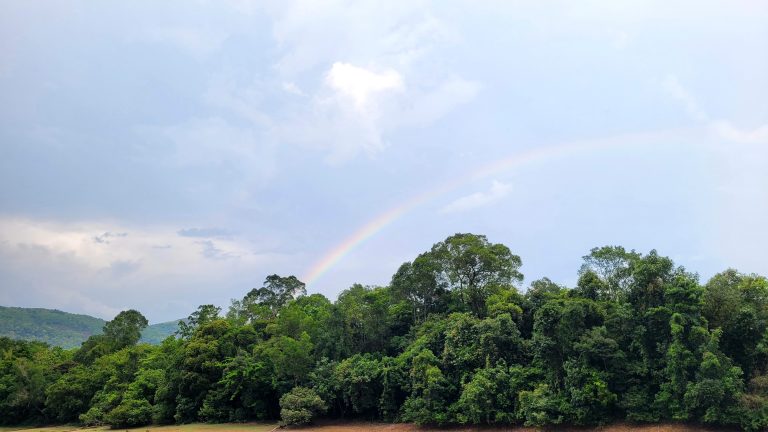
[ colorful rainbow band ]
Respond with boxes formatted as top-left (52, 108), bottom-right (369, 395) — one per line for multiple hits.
top-left (302, 131), bottom-right (661, 286)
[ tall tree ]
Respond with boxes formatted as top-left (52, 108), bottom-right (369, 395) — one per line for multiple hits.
top-left (579, 246), bottom-right (640, 302)
top-left (430, 233), bottom-right (523, 316)
top-left (103, 310), bottom-right (149, 351)
top-left (229, 275), bottom-right (306, 323)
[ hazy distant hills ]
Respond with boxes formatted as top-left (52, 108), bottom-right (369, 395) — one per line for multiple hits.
top-left (0, 306), bottom-right (179, 348)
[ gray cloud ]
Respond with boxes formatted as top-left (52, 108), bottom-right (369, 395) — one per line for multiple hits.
top-left (197, 240), bottom-right (239, 260)
top-left (93, 232), bottom-right (128, 244)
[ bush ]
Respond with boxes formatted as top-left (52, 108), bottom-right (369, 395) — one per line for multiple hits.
top-left (279, 386), bottom-right (326, 426)
top-left (740, 394), bottom-right (768, 432)
top-left (105, 398), bottom-right (153, 428)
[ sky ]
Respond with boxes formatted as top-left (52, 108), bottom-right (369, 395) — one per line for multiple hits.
top-left (0, 0), bottom-right (766, 323)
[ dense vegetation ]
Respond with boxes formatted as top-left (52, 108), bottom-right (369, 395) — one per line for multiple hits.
top-left (0, 306), bottom-right (179, 348)
top-left (2, 233), bottom-right (768, 430)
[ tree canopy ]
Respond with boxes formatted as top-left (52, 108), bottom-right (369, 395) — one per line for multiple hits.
top-left (2, 233), bottom-right (768, 431)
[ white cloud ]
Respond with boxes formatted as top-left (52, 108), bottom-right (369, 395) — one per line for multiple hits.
top-left (394, 76), bottom-right (480, 128)
top-left (282, 81), bottom-right (306, 96)
top-left (711, 121), bottom-right (768, 144)
top-left (263, 1), bottom-right (455, 76)
top-left (441, 180), bottom-right (513, 213)
top-left (273, 63), bottom-right (479, 163)
top-left (325, 62), bottom-right (403, 110)
top-left (659, 77), bottom-right (768, 275)
top-left (662, 74), bottom-right (709, 122)
top-left (0, 217), bottom-right (291, 320)
top-left (199, 1), bottom-right (479, 163)
top-left (662, 75), bottom-right (767, 146)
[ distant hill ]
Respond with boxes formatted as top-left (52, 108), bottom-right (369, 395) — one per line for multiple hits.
top-left (0, 306), bottom-right (179, 349)
top-left (140, 319), bottom-right (181, 344)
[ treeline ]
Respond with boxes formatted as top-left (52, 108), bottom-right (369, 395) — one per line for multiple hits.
top-left (2, 233), bottom-right (768, 430)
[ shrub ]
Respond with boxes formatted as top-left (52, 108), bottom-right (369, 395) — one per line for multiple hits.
top-left (105, 398), bottom-right (153, 428)
top-left (279, 386), bottom-right (326, 426)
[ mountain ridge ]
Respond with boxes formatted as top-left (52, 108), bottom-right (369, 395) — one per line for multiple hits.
top-left (0, 305), bottom-right (179, 348)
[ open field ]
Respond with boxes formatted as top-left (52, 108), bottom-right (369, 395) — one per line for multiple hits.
top-left (0, 423), bottom-right (734, 432)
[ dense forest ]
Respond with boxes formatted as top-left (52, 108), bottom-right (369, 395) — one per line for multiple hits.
top-left (2, 233), bottom-right (768, 430)
top-left (0, 306), bottom-right (179, 348)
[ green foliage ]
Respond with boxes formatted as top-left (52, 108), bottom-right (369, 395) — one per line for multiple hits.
top-left (451, 363), bottom-right (539, 424)
top-left (0, 307), bottom-right (104, 349)
top-left (563, 360), bottom-right (617, 424)
top-left (333, 284), bottom-right (392, 356)
top-left (279, 386), bottom-right (326, 426)
top-left (518, 383), bottom-right (568, 426)
top-left (3, 236), bottom-right (768, 431)
top-left (105, 398), bottom-right (153, 428)
top-left (401, 349), bottom-right (451, 425)
top-left (0, 338), bottom-right (68, 425)
top-left (0, 307), bottom-right (177, 349)
top-left (334, 354), bottom-right (383, 417)
top-left (178, 304), bottom-right (221, 339)
top-left (227, 275), bottom-right (306, 325)
top-left (257, 332), bottom-right (313, 392)
top-left (103, 310), bottom-right (149, 351)
top-left (430, 233), bottom-right (523, 316)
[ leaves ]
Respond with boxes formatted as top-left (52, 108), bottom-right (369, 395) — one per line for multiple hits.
top-left (4, 237), bottom-right (768, 430)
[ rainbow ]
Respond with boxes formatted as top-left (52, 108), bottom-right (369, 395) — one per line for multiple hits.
top-left (302, 132), bottom-right (656, 286)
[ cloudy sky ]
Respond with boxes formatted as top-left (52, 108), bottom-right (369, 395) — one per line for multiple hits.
top-left (1, 1), bottom-right (766, 322)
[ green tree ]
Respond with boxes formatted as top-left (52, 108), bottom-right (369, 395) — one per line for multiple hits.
top-left (177, 304), bottom-right (221, 339)
top-left (229, 275), bottom-right (306, 323)
top-left (391, 256), bottom-right (448, 324)
top-left (579, 246), bottom-right (640, 302)
top-left (103, 310), bottom-right (149, 351)
top-left (257, 333), bottom-right (313, 391)
top-left (401, 349), bottom-right (451, 425)
top-left (430, 233), bottom-right (523, 316)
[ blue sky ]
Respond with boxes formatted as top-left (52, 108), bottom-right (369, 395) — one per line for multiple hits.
top-left (1, 1), bottom-right (766, 322)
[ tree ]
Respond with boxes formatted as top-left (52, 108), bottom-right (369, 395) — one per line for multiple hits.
top-left (103, 310), bottom-right (149, 351)
top-left (391, 255), bottom-right (448, 324)
top-left (178, 304), bottom-right (221, 339)
top-left (74, 310), bottom-right (149, 364)
top-left (230, 275), bottom-right (307, 323)
top-left (0, 339), bottom-right (67, 425)
top-left (7, 239), bottom-right (768, 430)
top-left (334, 284), bottom-right (391, 356)
top-left (430, 233), bottom-right (523, 316)
top-left (401, 349), bottom-right (451, 425)
top-left (334, 354), bottom-right (383, 417)
top-left (257, 333), bottom-right (314, 391)
top-left (703, 270), bottom-right (768, 377)
top-left (579, 246), bottom-right (640, 302)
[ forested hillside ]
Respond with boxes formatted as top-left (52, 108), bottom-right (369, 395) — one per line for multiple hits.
top-left (2, 233), bottom-right (768, 430)
top-left (0, 306), bottom-right (179, 348)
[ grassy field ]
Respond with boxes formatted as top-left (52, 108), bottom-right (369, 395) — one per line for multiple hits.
top-left (0, 423), bottom-right (732, 432)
